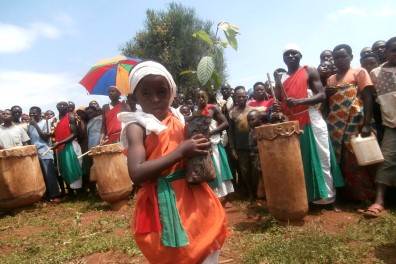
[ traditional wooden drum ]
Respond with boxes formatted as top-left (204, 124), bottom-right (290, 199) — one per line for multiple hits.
top-left (184, 116), bottom-right (216, 184)
top-left (90, 163), bottom-right (97, 182)
top-left (89, 143), bottom-right (132, 211)
top-left (0, 145), bottom-right (46, 209)
top-left (254, 121), bottom-right (308, 221)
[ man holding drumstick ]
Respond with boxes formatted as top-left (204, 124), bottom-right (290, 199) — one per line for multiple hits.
top-left (28, 106), bottom-right (62, 203)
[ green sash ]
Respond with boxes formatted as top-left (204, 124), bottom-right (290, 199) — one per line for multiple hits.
top-left (157, 169), bottom-right (189, 247)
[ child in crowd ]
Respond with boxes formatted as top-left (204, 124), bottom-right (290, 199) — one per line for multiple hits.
top-left (247, 109), bottom-right (266, 206)
top-left (179, 104), bottom-right (191, 117)
top-left (118, 61), bottom-right (229, 263)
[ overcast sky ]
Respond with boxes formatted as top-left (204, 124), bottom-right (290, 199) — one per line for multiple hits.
top-left (0, 0), bottom-right (394, 113)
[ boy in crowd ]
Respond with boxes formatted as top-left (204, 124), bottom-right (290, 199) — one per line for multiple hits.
top-left (0, 109), bottom-right (30, 148)
top-left (247, 109), bottom-right (266, 206)
top-left (28, 106), bottom-right (61, 202)
top-left (229, 86), bottom-right (255, 200)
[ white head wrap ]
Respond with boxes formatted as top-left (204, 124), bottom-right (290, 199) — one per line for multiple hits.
top-left (129, 61), bottom-right (177, 104)
top-left (283, 43), bottom-right (302, 54)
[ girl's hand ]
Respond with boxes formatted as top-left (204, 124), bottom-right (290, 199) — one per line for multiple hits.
top-left (179, 134), bottom-right (210, 158)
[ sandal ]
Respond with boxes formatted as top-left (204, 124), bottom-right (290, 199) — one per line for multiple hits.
top-left (50, 197), bottom-right (63, 203)
top-left (359, 204), bottom-right (385, 218)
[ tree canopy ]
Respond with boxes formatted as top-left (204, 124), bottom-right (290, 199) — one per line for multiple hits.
top-left (120, 2), bottom-right (227, 95)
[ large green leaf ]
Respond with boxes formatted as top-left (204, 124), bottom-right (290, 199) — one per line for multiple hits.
top-left (217, 22), bottom-right (240, 50)
top-left (192, 30), bottom-right (213, 46)
top-left (211, 70), bottom-right (222, 89)
top-left (197, 56), bottom-right (214, 85)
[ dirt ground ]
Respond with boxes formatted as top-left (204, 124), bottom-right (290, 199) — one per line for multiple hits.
top-left (2, 196), bottom-right (395, 264)
top-left (75, 201), bottom-right (364, 264)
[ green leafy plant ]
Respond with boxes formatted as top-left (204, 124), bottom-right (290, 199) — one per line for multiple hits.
top-left (182, 22), bottom-right (239, 88)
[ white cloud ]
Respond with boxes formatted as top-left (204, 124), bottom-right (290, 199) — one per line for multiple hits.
top-left (0, 71), bottom-right (108, 112)
top-left (0, 23), bottom-right (34, 53)
top-left (327, 7), bottom-right (367, 21)
top-left (54, 12), bottom-right (76, 28)
top-left (30, 22), bottom-right (61, 39)
top-left (0, 22), bottom-right (61, 53)
top-left (327, 6), bottom-right (396, 21)
top-left (374, 6), bottom-right (396, 18)
top-left (53, 12), bottom-right (79, 36)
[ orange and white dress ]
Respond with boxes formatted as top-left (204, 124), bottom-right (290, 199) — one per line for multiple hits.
top-left (120, 111), bottom-right (229, 264)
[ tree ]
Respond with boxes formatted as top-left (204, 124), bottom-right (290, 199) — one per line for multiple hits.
top-left (120, 2), bottom-right (227, 95)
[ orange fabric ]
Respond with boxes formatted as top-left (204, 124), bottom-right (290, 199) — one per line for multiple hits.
top-left (132, 113), bottom-right (229, 264)
top-left (105, 103), bottom-right (123, 143)
top-left (327, 67), bottom-right (373, 91)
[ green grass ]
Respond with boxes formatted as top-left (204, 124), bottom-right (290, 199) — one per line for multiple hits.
top-left (0, 196), bottom-right (140, 264)
top-left (227, 202), bottom-right (396, 264)
top-left (1, 197), bottom-right (396, 263)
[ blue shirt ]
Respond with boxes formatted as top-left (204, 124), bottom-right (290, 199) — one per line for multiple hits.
top-left (28, 120), bottom-right (53, 159)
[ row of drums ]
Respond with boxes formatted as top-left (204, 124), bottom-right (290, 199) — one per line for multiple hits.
top-left (2, 121), bottom-right (311, 221)
top-left (0, 143), bottom-right (132, 211)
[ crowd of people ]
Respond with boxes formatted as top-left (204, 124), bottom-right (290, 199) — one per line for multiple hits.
top-left (0, 36), bottom-right (395, 263)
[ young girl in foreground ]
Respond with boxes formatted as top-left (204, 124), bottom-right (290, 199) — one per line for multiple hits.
top-left (119, 61), bottom-right (229, 264)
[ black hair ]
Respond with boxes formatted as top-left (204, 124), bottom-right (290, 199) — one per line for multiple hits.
top-left (247, 109), bottom-right (260, 116)
top-left (253, 82), bottom-right (265, 91)
top-left (11, 105), bottom-right (22, 111)
top-left (360, 52), bottom-right (379, 64)
top-left (85, 106), bottom-right (97, 112)
top-left (372, 40), bottom-right (386, 49)
top-left (333, 44), bottom-right (353, 56)
top-left (234, 86), bottom-right (246, 93)
top-left (386, 37), bottom-right (396, 50)
top-left (320, 49), bottom-right (332, 54)
top-left (29, 106), bottom-right (42, 113)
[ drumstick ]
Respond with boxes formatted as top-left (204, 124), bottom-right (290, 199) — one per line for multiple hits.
top-left (41, 148), bottom-right (52, 157)
top-left (266, 73), bottom-right (276, 99)
top-left (77, 139), bottom-right (109, 159)
top-left (268, 73), bottom-right (288, 99)
top-left (77, 150), bottom-right (92, 159)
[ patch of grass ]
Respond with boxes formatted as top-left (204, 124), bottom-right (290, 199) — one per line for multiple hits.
top-left (0, 198), bottom-right (139, 264)
top-left (1, 196), bottom-right (396, 263)
top-left (241, 213), bottom-right (396, 264)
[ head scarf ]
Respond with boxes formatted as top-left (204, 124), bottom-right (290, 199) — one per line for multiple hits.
top-left (129, 61), bottom-right (177, 105)
top-left (283, 43), bottom-right (302, 55)
top-left (109, 85), bottom-right (121, 94)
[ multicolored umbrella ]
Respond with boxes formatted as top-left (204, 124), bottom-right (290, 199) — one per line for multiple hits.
top-left (79, 56), bottom-right (142, 95)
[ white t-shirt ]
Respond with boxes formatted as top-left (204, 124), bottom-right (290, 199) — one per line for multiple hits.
top-left (0, 124), bottom-right (30, 148)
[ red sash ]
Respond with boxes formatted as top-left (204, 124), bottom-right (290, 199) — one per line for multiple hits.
top-left (105, 103), bottom-right (123, 143)
top-left (54, 113), bottom-right (71, 153)
top-left (282, 66), bottom-right (310, 127)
